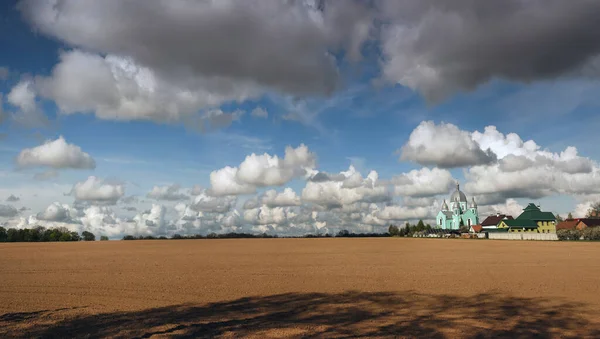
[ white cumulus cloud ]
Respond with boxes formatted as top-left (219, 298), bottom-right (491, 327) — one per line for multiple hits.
top-left (261, 188), bottom-right (301, 207)
top-left (399, 121), bottom-right (496, 168)
top-left (302, 166), bottom-right (389, 209)
top-left (209, 144), bottom-right (316, 196)
top-left (16, 136), bottom-right (96, 169)
top-left (71, 176), bottom-right (125, 205)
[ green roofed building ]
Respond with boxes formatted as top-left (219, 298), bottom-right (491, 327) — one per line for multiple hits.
top-left (497, 203), bottom-right (557, 233)
top-left (498, 219), bottom-right (539, 233)
top-left (517, 203), bottom-right (556, 233)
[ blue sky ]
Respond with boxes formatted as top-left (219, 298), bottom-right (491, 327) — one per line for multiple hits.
top-left (2, 0), bottom-right (600, 236)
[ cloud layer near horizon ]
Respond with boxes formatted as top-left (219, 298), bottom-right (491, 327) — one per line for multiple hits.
top-left (3, 122), bottom-right (599, 238)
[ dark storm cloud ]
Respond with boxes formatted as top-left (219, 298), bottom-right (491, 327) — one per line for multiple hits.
top-left (0, 205), bottom-right (19, 218)
top-left (18, 0), bottom-right (371, 97)
top-left (378, 0), bottom-right (600, 101)
top-left (6, 194), bottom-right (20, 202)
top-left (17, 0), bottom-right (600, 105)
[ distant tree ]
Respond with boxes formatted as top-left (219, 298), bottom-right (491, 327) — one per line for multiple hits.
top-left (19, 229), bottom-right (31, 242)
top-left (582, 227), bottom-right (600, 241)
top-left (586, 202), bottom-right (600, 219)
top-left (388, 225), bottom-right (400, 236)
top-left (567, 212), bottom-right (574, 220)
top-left (555, 214), bottom-right (563, 222)
top-left (171, 234), bottom-right (183, 239)
top-left (49, 230), bottom-right (61, 241)
top-left (82, 231), bottom-right (95, 241)
top-left (42, 229), bottom-right (53, 242)
top-left (417, 220), bottom-right (425, 229)
top-left (0, 227), bottom-right (6, 242)
top-left (556, 229), bottom-right (569, 241)
top-left (557, 229), bottom-right (582, 241)
top-left (122, 235), bottom-right (136, 240)
top-left (58, 232), bottom-right (72, 242)
top-left (336, 229), bottom-right (350, 237)
top-left (7, 228), bottom-right (19, 242)
top-left (100, 235), bottom-right (109, 241)
top-left (30, 226), bottom-right (45, 242)
top-left (70, 232), bottom-right (81, 241)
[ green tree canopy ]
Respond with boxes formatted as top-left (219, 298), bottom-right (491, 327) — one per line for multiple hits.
top-left (82, 231), bottom-right (96, 241)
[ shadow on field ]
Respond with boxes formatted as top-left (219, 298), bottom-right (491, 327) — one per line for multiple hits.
top-left (2, 291), bottom-right (599, 338)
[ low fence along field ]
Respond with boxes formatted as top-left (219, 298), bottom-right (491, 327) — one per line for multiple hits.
top-left (1, 238), bottom-right (599, 338)
top-left (488, 232), bottom-right (559, 241)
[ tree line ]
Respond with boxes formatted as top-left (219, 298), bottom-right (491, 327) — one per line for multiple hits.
top-left (121, 231), bottom-right (394, 240)
top-left (119, 222), bottom-right (437, 241)
top-left (0, 226), bottom-right (107, 242)
top-left (122, 232), bottom-right (280, 240)
top-left (557, 228), bottom-right (600, 241)
top-left (388, 220), bottom-right (434, 237)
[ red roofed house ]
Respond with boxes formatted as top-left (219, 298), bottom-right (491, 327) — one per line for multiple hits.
top-left (469, 225), bottom-right (483, 233)
top-left (556, 220), bottom-right (579, 230)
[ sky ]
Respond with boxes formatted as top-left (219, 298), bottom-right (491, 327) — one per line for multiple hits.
top-left (2, 0), bottom-right (600, 238)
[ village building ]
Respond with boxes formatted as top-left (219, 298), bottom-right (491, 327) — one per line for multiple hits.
top-left (517, 203), bottom-right (557, 233)
top-left (490, 203), bottom-right (556, 233)
top-left (557, 218), bottom-right (600, 231)
top-left (556, 219), bottom-right (578, 231)
top-left (436, 183), bottom-right (479, 230)
top-left (469, 225), bottom-right (483, 233)
top-left (480, 214), bottom-right (513, 230)
top-left (498, 219), bottom-right (539, 233)
top-left (575, 218), bottom-right (600, 230)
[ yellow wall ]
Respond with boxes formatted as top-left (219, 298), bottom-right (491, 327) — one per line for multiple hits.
top-left (498, 221), bottom-right (542, 233)
top-left (508, 227), bottom-right (538, 233)
top-left (537, 221), bottom-right (556, 234)
top-left (499, 220), bottom-right (556, 233)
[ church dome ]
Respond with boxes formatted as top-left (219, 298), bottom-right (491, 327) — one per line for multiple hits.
top-left (469, 197), bottom-right (477, 209)
top-left (441, 199), bottom-right (448, 210)
top-left (450, 183), bottom-right (467, 203)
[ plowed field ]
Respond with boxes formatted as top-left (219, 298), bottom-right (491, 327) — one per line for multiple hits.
top-left (1, 238), bottom-right (599, 338)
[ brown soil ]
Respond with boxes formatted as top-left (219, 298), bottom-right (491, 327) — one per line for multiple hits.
top-left (1, 238), bottom-right (599, 338)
